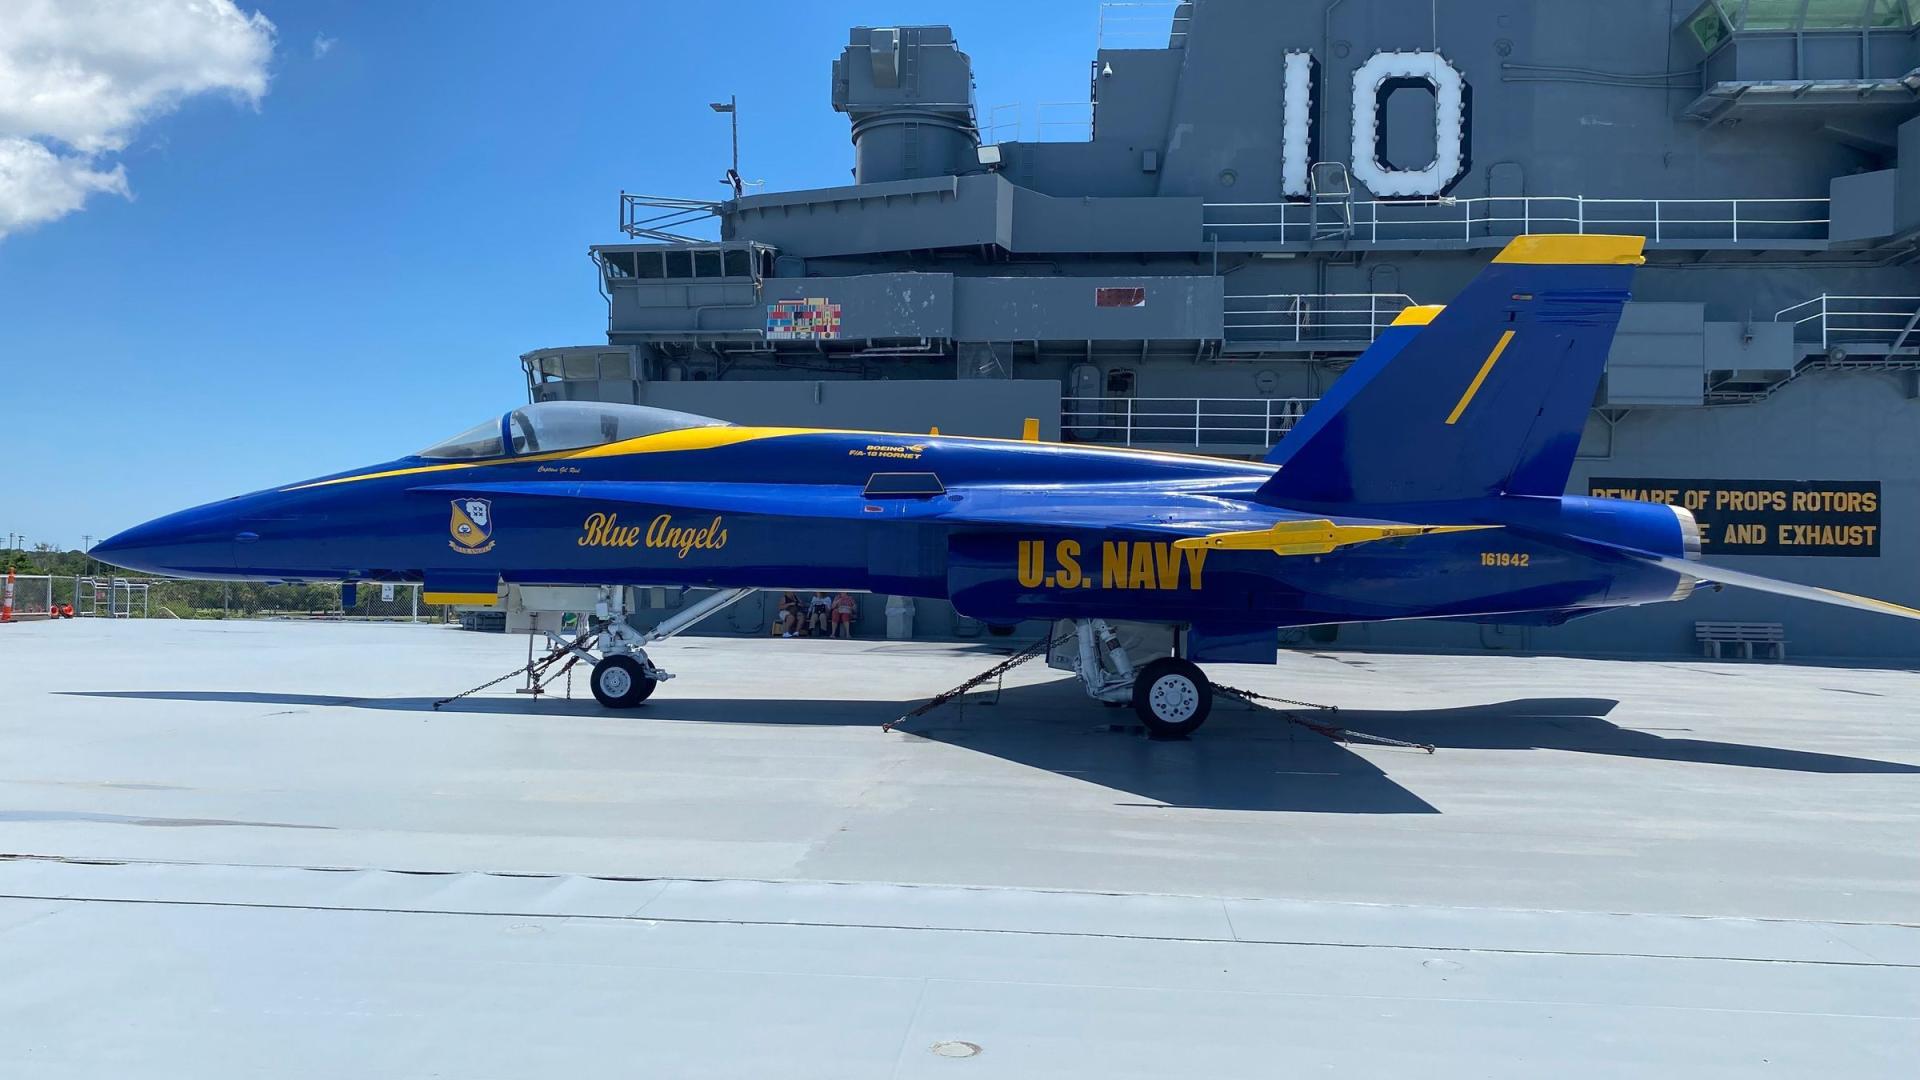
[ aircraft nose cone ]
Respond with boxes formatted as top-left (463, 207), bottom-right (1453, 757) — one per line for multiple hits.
top-left (92, 505), bottom-right (239, 577)
top-left (89, 526), bottom-right (137, 561)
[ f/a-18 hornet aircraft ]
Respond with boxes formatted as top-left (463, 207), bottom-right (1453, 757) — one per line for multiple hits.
top-left (96, 235), bottom-right (1920, 736)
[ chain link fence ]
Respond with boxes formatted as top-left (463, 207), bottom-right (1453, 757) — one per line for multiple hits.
top-left (6, 574), bottom-right (54, 617)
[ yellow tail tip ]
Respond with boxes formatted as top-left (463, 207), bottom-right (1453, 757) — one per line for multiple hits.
top-left (1492, 234), bottom-right (1646, 266)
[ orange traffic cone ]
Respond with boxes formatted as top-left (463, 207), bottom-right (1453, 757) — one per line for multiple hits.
top-left (1, 567), bottom-right (14, 623)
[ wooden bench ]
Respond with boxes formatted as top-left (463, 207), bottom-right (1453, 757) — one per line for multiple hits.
top-left (1695, 621), bottom-right (1787, 660)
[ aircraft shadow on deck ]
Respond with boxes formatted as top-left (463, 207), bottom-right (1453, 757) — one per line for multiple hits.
top-left (62, 678), bottom-right (1920, 816)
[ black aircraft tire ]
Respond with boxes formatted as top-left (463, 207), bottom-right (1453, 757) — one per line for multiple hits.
top-left (590, 654), bottom-right (656, 709)
top-left (1132, 657), bottom-right (1212, 739)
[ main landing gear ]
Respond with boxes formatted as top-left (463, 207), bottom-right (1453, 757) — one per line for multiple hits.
top-left (1130, 656), bottom-right (1213, 738)
top-left (1065, 619), bottom-right (1213, 738)
top-left (890, 617), bottom-right (1429, 749)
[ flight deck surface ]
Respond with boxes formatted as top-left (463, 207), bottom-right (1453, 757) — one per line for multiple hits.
top-left (1, 620), bottom-right (1915, 1077)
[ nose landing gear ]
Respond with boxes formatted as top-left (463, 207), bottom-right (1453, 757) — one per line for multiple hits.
top-left (433, 585), bottom-right (758, 712)
top-left (578, 585), bottom-right (757, 709)
top-left (589, 653), bottom-right (656, 708)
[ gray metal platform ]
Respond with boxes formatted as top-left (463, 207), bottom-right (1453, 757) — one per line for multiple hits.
top-left (2, 620), bottom-right (1916, 1076)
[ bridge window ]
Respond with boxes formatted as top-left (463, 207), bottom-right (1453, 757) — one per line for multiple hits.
top-left (1705, 0), bottom-right (1915, 31)
top-left (1741, 0), bottom-right (1805, 29)
top-left (599, 245), bottom-right (764, 285)
top-left (1866, 0), bottom-right (1914, 26)
top-left (1687, 2), bottom-right (1731, 50)
top-left (1811, 0), bottom-right (1911, 27)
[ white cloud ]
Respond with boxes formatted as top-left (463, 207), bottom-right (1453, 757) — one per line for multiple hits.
top-left (0, 0), bottom-right (275, 239)
top-left (0, 136), bottom-right (130, 234)
top-left (313, 34), bottom-right (337, 60)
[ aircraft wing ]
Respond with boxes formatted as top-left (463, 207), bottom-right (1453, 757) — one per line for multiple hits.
top-left (410, 480), bottom-right (1284, 535)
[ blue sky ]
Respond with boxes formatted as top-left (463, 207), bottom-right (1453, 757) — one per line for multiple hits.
top-left (2, 0), bottom-right (1106, 549)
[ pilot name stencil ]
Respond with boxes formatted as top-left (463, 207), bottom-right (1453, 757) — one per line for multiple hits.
top-left (578, 512), bottom-right (728, 558)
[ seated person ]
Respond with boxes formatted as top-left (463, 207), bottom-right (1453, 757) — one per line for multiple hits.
top-left (830, 591), bottom-right (856, 638)
top-left (806, 591), bottom-right (832, 636)
top-left (777, 592), bottom-right (803, 637)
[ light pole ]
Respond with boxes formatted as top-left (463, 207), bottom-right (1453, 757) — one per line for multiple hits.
top-left (81, 534), bottom-right (94, 576)
top-left (710, 96), bottom-right (742, 198)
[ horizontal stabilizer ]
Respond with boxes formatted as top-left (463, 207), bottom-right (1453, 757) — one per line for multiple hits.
top-left (1173, 519), bottom-right (1498, 557)
top-left (1624, 550), bottom-right (1920, 623)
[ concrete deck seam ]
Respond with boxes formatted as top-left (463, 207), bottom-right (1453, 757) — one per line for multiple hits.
top-left (5, 890), bottom-right (1915, 972)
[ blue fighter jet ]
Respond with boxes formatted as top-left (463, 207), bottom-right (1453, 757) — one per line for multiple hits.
top-left (94, 235), bottom-right (1920, 736)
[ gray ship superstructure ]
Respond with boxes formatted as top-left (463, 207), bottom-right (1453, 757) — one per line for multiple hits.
top-left (531, 0), bottom-right (1920, 660)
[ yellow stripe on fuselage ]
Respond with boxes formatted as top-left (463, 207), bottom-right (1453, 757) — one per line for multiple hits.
top-left (283, 425), bottom-right (1275, 491)
top-left (1445, 330), bottom-right (1516, 426)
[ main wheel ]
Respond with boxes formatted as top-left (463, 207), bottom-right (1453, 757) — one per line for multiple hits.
top-left (590, 654), bottom-right (656, 709)
top-left (1132, 657), bottom-right (1211, 739)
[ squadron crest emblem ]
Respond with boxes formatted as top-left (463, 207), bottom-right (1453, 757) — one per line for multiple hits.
top-left (448, 498), bottom-right (495, 555)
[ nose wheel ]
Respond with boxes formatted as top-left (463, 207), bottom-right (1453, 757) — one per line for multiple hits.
top-left (1132, 656), bottom-right (1212, 738)
top-left (590, 653), bottom-right (657, 708)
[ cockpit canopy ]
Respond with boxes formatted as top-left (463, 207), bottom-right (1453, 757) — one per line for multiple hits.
top-left (418, 401), bottom-right (731, 460)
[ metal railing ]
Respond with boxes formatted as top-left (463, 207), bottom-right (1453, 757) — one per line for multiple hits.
top-left (1202, 195), bottom-right (1831, 245)
top-left (74, 576), bottom-right (150, 619)
top-left (1063, 396), bottom-right (1319, 448)
top-left (981, 101), bottom-right (1093, 144)
top-left (1775, 295), bottom-right (1920, 352)
top-left (1097, 2), bottom-right (1189, 49)
top-left (1224, 292), bottom-right (1415, 344)
top-left (619, 191), bottom-right (724, 242)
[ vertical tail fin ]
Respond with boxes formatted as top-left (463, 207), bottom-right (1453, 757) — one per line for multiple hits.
top-left (1259, 234), bottom-right (1644, 505)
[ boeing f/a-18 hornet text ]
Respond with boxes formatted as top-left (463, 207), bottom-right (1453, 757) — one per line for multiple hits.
top-left (95, 236), bottom-right (1920, 736)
